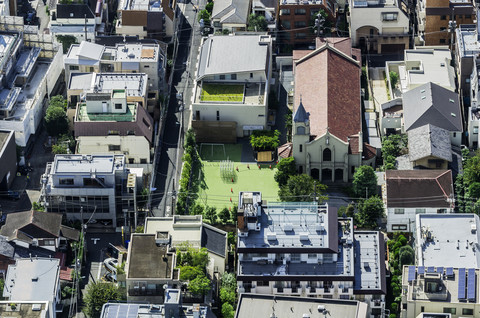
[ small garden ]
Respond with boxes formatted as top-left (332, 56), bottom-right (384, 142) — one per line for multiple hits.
top-left (200, 83), bottom-right (244, 102)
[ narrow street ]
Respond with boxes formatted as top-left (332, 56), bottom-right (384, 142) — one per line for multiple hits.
top-left (151, 0), bottom-right (205, 216)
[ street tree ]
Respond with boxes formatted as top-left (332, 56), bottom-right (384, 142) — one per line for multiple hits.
top-left (357, 196), bottom-right (384, 228)
top-left (274, 157), bottom-right (296, 186)
top-left (279, 174), bottom-right (327, 202)
top-left (83, 282), bottom-right (123, 318)
top-left (352, 165), bottom-right (378, 198)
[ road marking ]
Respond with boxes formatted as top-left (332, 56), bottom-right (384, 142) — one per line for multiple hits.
top-left (91, 238), bottom-right (100, 244)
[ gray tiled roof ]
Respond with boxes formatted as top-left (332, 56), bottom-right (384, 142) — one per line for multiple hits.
top-left (0, 211), bottom-right (63, 242)
top-left (211, 0), bottom-right (250, 24)
top-left (408, 124), bottom-right (452, 162)
top-left (403, 82), bottom-right (462, 132)
top-left (201, 224), bottom-right (227, 257)
top-left (293, 101), bottom-right (309, 122)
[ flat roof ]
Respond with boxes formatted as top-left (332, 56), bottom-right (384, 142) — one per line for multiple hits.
top-left (416, 214), bottom-right (480, 267)
top-left (354, 231), bottom-right (386, 292)
top-left (100, 302), bottom-right (208, 318)
top-left (0, 302), bottom-right (49, 318)
top-left (3, 258), bottom-right (59, 302)
top-left (127, 234), bottom-right (173, 279)
top-left (52, 154), bottom-right (125, 174)
top-left (69, 73), bottom-right (148, 98)
top-left (235, 293), bottom-right (368, 318)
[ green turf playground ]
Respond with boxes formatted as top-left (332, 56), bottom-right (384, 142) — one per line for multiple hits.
top-left (196, 143), bottom-right (280, 210)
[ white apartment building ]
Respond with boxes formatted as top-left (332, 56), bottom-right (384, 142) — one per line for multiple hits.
top-left (40, 154), bottom-right (140, 227)
top-left (49, 4), bottom-right (97, 43)
top-left (192, 35), bottom-right (272, 142)
top-left (236, 192), bottom-right (386, 318)
top-left (467, 57), bottom-right (480, 148)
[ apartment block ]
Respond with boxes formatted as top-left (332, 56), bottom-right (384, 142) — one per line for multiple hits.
top-left (236, 192), bottom-right (386, 318)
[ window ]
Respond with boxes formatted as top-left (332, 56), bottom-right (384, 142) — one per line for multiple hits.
top-left (308, 254), bottom-right (317, 259)
top-left (392, 224), bottom-right (408, 230)
top-left (466, 14), bottom-right (472, 19)
top-left (370, 28), bottom-right (374, 36)
top-left (291, 254), bottom-right (301, 261)
top-left (474, 126), bottom-right (479, 134)
top-left (216, 111), bottom-right (220, 121)
top-left (143, 65), bottom-right (150, 68)
top-left (394, 208), bottom-right (405, 214)
top-left (69, 65), bottom-right (79, 71)
top-left (299, 145), bottom-right (303, 152)
top-left (140, 158), bottom-right (147, 164)
top-left (462, 308), bottom-right (474, 315)
top-left (282, 20), bottom-right (291, 29)
top-left (257, 281), bottom-right (269, 286)
top-left (383, 12), bottom-right (398, 21)
top-left (59, 178), bottom-right (74, 185)
top-left (108, 130), bottom-right (120, 135)
top-left (89, 67), bottom-right (94, 72)
top-left (323, 148), bottom-right (332, 161)
top-left (142, 118), bottom-right (151, 128)
top-left (440, 15), bottom-right (446, 20)
top-left (115, 103), bottom-right (122, 109)
top-left (295, 32), bottom-right (307, 39)
top-left (297, 126), bottom-right (305, 135)
top-left (127, 130), bottom-right (135, 135)
top-left (440, 39), bottom-right (446, 44)
top-left (219, 75), bottom-right (226, 80)
top-left (109, 145), bottom-right (121, 151)
top-left (456, 14), bottom-right (463, 19)
top-left (443, 308), bottom-right (456, 315)
top-left (294, 21), bottom-right (306, 28)
top-left (416, 208), bottom-right (426, 214)
top-left (129, 158), bottom-right (135, 164)
top-left (421, 306), bottom-right (424, 312)
top-left (281, 8), bottom-right (290, 15)
top-left (83, 178), bottom-right (105, 187)
top-left (295, 8), bottom-right (306, 15)
top-left (250, 73), bottom-right (253, 78)
top-left (230, 74), bottom-right (237, 80)
top-left (437, 209), bottom-right (447, 213)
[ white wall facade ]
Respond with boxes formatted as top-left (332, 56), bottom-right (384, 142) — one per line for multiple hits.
top-left (386, 207), bottom-right (452, 232)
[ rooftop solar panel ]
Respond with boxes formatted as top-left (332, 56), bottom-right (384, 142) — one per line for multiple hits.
top-left (446, 267), bottom-right (454, 276)
top-left (408, 265), bottom-right (416, 282)
top-left (468, 268), bottom-right (476, 300)
top-left (459, 268), bottom-right (466, 300)
top-left (427, 266), bottom-right (435, 273)
top-left (418, 266), bottom-right (425, 274)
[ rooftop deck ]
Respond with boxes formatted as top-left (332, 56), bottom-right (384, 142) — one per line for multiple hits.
top-left (196, 82), bottom-right (265, 105)
top-left (76, 103), bottom-right (137, 122)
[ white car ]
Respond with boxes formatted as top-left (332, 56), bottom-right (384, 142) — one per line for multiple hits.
top-left (103, 258), bottom-right (118, 273)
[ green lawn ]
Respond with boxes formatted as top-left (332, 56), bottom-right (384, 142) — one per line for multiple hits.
top-left (197, 161), bottom-right (280, 210)
top-left (199, 143), bottom-right (242, 161)
top-left (200, 83), bottom-right (244, 102)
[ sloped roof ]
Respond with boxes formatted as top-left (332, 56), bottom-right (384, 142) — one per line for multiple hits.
top-left (403, 82), bottom-right (463, 132)
top-left (197, 35), bottom-right (269, 80)
top-left (385, 170), bottom-right (453, 208)
top-left (293, 101), bottom-right (309, 122)
top-left (0, 211), bottom-right (63, 242)
top-left (56, 4), bottom-right (94, 19)
top-left (212, 0), bottom-right (250, 24)
top-left (408, 124), bottom-right (452, 162)
top-left (201, 224), bottom-right (227, 257)
top-left (278, 142), bottom-right (293, 159)
top-left (293, 43), bottom-right (361, 142)
top-left (77, 41), bottom-right (105, 61)
top-left (60, 225), bottom-right (80, 241)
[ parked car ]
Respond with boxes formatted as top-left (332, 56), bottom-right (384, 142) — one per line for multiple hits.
top-left (103, 257), bottom-right (118, 273)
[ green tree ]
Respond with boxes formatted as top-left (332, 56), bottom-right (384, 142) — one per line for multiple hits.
top-left (399, 245), bottom-right (414, 267)
top-left (221, 273), bottom-right (237, 289)
top-left (381, 134), bottom-right (407, 170)
top-left (45, 96), bottom-right (69, 137)
top-left (230, 204), bottom-right (237, 223)
top-left (32, 201), bottom-right (45, 212)
top-left (219, 207), bottom-right (230, 224)
top-left (52, 144), bottom-right (68, 154)
top-left (352, 165), bottom-right (378, 198)
top-left (204, 206), bottom-right (217, 224)
top-left (83, 282), bottom-right (123, 318)
top-left (188, 275), bottom-right (211, 295)
top-left (250, 130), bottom-right (280, 150)
top-left (205, 1), bottom-right (213, 14)
top-left (279, 174), bottom-right (327, 202)
top-left (220, 288), bottom-right (236, 305)
top-left (285, 110), bottom-right (292, 142)
top-left (357, 196), bottom-right (384, 228)
top-left (198, 9), bottom-right (211, 24)
top-left (468, 182), bottom-right (480, 200)
top-left (179, 266), bottom-right (204, 281)
top-left (221, 303), bottom-right (235, 318)
top-left (274, 157), bottom-right (297, 186)
top-left (56, 35), bottom-right (77, 54)
top-left (247, 14), bottom-right (268, 31)
top-left (389, 71), bottom-right (399, 89)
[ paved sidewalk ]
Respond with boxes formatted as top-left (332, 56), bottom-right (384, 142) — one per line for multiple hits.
top-left (369, 67), bottom-right (390, 112)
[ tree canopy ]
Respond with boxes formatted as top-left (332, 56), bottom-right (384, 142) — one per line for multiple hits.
top-left (352, 165), bottom-right (378, 198)
top-left (356, 195), bottom-right (384, 229)
top-left (381, 134), bottom-right (407, 170)
top-left (45, 96), bottom-right (69, 137)
top-left (279, 174), bottom-right (327, 202)
top-left (250, 130), bottom-right (280, 150)
top-left (83, 282), bottom-right (123, 318)
top-left (247, 14), bottom-right (268, 31)
top-left (274, 157), bottom-right (297, 186)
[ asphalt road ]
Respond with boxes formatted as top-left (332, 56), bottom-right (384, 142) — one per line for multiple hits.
top-left (151, 0), bottom-right (204, 217)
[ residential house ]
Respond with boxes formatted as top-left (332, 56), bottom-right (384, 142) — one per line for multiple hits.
top-left (291, 38), bottom-right (376, 182)
top-left (0, 30), bottom-right (63, 147)
top-left (3, 258), bottom-right (61, 318)
top-left (64, 41), bottom-right (165, 111)
top-left (68, 72), bottom-right (154, 148)
top-left (116, 0), bottom-right (175, 39)
top-left (211, 0), bottom-right (251, 32)
top-left (0, 301), bottom-right (53, 318)
top-left (0, 210), bottom-right (79, 252)
top-left (251, 0), bottom-right (277, 31)
top-left (49, 4), bottom-right (97, 43)
top-left (100, 291), bottom-right (209, 317)
top-left (192, 34), bottom-right (272, 141)
top-left (40, 154), bottom-right (141, 228)
top-left (401, 266), bottom-right (480, 318)
top-left (348, 0), bottom-right (409, 54)
top-left (416, 0), bottom-right (475, 46)
top-left (144, 215), bottom-right (228, 276)
top-left (236, 192), bottom-right (386, 318)
top-left (277, 0), bottom-right (336, 47)
top-left (0, 130), bottom-right (17, 190)
top-left (407, 124), bottom-right (452, 169)
top-left (125, 233), bottom-right (177, 302)
top-left (383, 170), bottom-right (454, 232)
top-left (385, 47), bottom-right (455, 99)
top-left (235, 294), bottom-right (368, 318)
top-left (455, 23), bottom-right (480, 103)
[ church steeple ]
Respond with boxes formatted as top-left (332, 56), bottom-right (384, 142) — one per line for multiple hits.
top-left (293, 97), bottom-right (309, 123)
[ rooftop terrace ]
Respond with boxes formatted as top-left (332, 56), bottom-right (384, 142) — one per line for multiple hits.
top-left (52, 154), bottom-right (125, 174)
top-left (127, 234), bottom-right (174, 279)
top-left (76, 103), bottom-right (137, 122)
top-left (196, 82), bottom-right (265, 105)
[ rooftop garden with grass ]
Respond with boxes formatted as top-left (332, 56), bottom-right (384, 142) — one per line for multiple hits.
top-left (200, 83), bottom-right (244, 102)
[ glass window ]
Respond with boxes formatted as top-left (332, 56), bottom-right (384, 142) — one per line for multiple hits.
top-left (294, 21), bottom-right (306, 28)
top-left (115, 103), bottom-right (122, 109)
top-left (383, 13), bottom-right (398, 21)
top-left (220, 74), bottom-right (226, 80)
top-left (308, 254), bottom-right (317, 259)
top-left (59, 178), bottom-right (74, 185)
top-left (230, 74), bottom-right (237, 80)
top-left (443, 308), bottom-right (456, 315)
top-left (440, 15), bottom-right (446, 20)
top-left (295, 32), bottom-right (307, 39)
top-left (415, 208), bottom-right (426, 214)
top-left (69, 65), bottom-right (79, 71)
top-left (474, 126), bottom-right (478, 134)
top-left (281, 8), bottom-right (290, 15)
top-left (295, 8), bottom-right (306, 15)
top-left (108, 145), bottom-right (121, 151)
top-left (282, 20), bottom-right (291, 29)
top-left (392, 224), bottom-right (408, 230)
top-left (440, 39), bottom-right (446, 44)
top-left (462, 308), bottom-right (474, 315)
top-left (394, 208), bottom-right (405, 214)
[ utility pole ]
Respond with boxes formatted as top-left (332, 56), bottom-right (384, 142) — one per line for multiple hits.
top-left (84, 14), bottom-right (87, 42)
top-left (314, 12), bottom-right (325, 37)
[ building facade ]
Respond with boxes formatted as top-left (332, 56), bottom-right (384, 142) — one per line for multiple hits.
top-left (0, 130), bottom-right (17, 190)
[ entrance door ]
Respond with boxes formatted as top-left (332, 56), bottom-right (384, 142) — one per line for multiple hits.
top-left (311, 168), bottom-right (320, 180)
top-left (322, 169), bottom-right (332, 181)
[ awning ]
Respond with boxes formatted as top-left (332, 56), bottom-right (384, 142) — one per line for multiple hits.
top-left (243, 125), bottom-right (263, 130)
